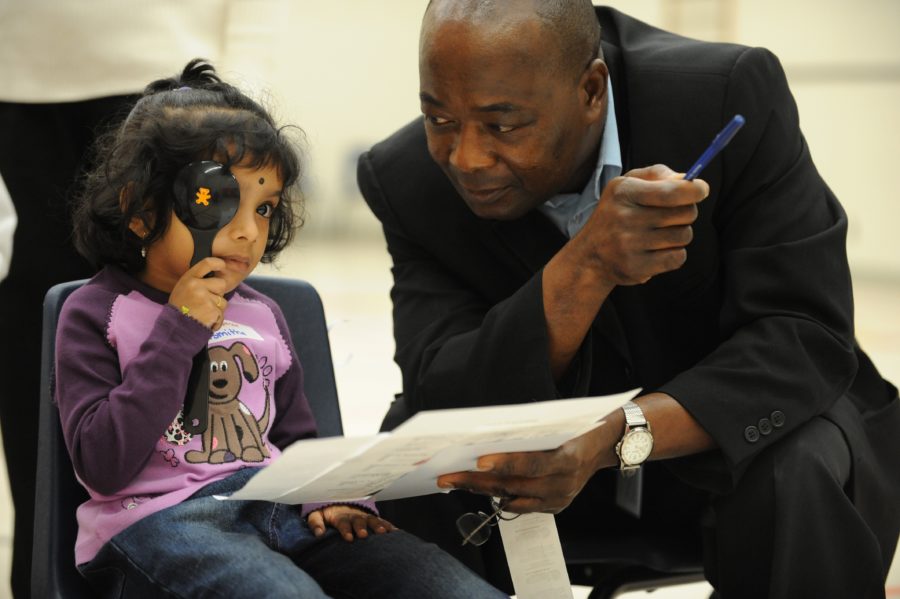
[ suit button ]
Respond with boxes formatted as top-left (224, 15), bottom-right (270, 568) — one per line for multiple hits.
top-left (744, 426), bottom-right (760, 443)
top-left (771, 411), bottom-right (785, 428)
top-left (758, 418), bottom-right (772, 435)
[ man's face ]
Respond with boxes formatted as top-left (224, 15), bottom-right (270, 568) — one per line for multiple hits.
top-left (419, 15), bottom-right (606, 220)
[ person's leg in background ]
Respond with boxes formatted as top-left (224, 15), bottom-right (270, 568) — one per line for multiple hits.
top-left (0, 95), bottom-right (134, 598)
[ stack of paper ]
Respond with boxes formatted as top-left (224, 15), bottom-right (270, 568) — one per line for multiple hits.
top-left (222, 391), bottom-right (636, 504)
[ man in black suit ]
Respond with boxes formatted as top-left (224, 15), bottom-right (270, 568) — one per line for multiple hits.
top-left (357, 1), bottom-right (900, 597)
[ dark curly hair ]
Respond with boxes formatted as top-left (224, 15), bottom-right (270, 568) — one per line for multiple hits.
top-left (73, 58), bottom-right (304, 273)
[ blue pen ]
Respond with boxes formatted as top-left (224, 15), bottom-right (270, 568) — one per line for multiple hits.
top-left (684, 114), bottom-right (745, 181)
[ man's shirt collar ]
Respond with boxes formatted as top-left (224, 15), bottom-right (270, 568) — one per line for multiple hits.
top-left (538, 77), bottom-right (621, 238)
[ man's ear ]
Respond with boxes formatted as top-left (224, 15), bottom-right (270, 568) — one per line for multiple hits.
top-left (582, 58), bottom-right (609, 123)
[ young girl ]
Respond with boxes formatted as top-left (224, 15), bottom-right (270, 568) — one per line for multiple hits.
top-left (56, 59), bottom-right (506, 598)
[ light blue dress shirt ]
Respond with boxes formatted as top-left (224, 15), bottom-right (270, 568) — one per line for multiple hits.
top-left (537, 78), bottom-right (622, 239)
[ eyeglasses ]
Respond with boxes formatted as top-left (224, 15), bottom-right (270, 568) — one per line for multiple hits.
top-left (456, 497), bottom-right (521, 546)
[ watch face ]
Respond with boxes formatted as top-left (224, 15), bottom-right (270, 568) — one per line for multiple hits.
top-left (621, 429), bottom-right (653, 465)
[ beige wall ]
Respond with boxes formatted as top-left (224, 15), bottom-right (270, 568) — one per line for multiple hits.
top-left (224, 1), bottom-right (900, 278)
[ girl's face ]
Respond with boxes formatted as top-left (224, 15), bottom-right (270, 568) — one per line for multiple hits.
top-left (140, 162), bottom-right (283, 294)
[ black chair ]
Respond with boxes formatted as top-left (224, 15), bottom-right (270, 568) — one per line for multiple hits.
top-left (31, 275), bottom-right (342, 599)
top-left (565, 530), bottom-right (707, 598)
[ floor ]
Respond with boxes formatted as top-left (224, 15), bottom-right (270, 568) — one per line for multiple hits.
top-left (1, 235), bottom-right (898, 598)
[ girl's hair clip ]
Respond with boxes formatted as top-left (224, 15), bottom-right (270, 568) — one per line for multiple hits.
top-left (174, 86), bottom-right (191, 92)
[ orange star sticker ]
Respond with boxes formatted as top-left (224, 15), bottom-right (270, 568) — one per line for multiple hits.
top-left (195, 187), bottom-right (211, 206)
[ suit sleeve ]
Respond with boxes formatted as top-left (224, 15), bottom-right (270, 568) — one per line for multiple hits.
top-left (358, 153), bottom-right (593, 415)
top-left (659, 47), bottom-right (858, 471)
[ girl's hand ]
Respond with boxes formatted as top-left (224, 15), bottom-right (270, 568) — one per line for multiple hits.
top-left (168, 258), bottom-right (229, 330)
top-left (307, 505), bottom-right (398, 542)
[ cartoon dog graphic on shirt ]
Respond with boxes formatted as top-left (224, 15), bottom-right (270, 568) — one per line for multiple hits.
top-left (184, 341), bottom-right (271, 464)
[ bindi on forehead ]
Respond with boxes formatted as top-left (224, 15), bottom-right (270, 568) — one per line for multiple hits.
top-left (258, 177), bottom-right (265, 185)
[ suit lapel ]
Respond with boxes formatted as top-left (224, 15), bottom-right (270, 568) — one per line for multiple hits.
top-left (483, 211), bottom-right (564, 276)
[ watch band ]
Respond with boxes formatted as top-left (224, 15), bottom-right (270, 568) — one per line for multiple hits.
top-left (621, 400), bottom-right (647, 428)
top-left (616, 401), bottom-right (652, 475)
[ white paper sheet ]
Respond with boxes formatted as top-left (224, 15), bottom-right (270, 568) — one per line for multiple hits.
top-left (221, 391), bottom-right (636, 504)
top-left (499, 511), bottom-right (574, 599)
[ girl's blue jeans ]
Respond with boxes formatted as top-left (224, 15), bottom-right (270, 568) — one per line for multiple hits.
top-left (78, 468), bottom-right (507, 598)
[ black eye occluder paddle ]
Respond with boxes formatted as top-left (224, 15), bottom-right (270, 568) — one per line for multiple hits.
top-left (172, 161), bottom-right (240, 435)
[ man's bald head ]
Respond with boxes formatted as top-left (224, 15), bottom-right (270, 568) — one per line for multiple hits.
top-left (423, 0), bottom-right (601, 81)
top-left (418, 0), bottom-right (609, 220)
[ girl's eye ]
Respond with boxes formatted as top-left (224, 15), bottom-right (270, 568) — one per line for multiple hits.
top-left (256, 203), bottom-right (275, 218)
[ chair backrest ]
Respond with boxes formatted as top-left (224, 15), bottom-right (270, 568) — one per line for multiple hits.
top-left (245, 276), bottom-right (342, 437)
top-left (32, 275), bottom-right (342, 598)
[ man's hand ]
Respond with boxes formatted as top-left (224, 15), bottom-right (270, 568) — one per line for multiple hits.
top-left (306, 505), bottom-right (398, 542)
top-left (434, 393), bottom-right (716, 515)
top-left (436, 421), bottom-right (621, 514)
top-left (575, 164), bottom-right (709, 286)
top-left (543, 164), bottom-right (709, 379)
